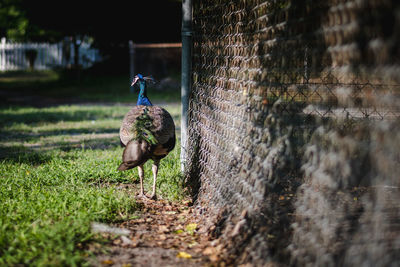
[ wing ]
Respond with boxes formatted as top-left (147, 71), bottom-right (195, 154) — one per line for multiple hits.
top-left (120, 106), bottom-right (146, 147)
top-left (119, 106), bottom-right (176, 152)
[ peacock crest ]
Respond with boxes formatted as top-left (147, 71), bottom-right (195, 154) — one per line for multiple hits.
top-left (131, 107), bottom-right (158, 145)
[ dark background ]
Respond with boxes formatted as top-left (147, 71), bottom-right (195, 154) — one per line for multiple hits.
top-left (0, 0), bottom-right (182, 74)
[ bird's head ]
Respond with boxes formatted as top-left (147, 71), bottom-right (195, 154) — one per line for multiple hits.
top-left (131, 74), bottom-right (155, 87)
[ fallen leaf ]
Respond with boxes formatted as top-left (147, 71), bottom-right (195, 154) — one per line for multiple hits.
top-left (101, 259), bottom-right (114, 265)
top-left (135, 218), bottom-right (145, 223)
top-left (165, 205), bottom-right (173, 211)
top-left (158, 225), bottom-right (169, 233)
top-left (182, 199), bottom-right (192, 205)
top-left (177, 251), bottom-right (192, 259)
top-left (188, 241), bottom-right (198, 248)
top-left (164, 211), bottom-right (177, 215)
top-left (185, 223), bottom-right (197, 235)
top-left (174, 229), bottom-right (184, 234)
top-left (209, 254), bottom-right (219, 262)
top-left (203, 246), bottom-right (216, 255)
top-left (121, 236), bottom-right (133, 245)
top-left (181, 209), bottom-right (190, 215)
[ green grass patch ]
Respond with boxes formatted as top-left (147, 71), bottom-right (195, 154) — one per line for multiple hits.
top-left (0, 70), bottom-right (180, 104)
top-left (0, 103), bottom-right (183, 266)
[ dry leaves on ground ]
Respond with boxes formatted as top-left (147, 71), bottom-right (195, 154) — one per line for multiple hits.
top-left (90, 198), bottom-right (223, 266)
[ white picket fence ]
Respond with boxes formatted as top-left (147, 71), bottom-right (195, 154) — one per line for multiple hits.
top-left (0, 39), bottom-right (101, 71)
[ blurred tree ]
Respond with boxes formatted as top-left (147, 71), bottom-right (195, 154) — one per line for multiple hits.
top-left (0, 0), bottom-right (61, 41)
top-left (0, 0), bottom-right (181, 70)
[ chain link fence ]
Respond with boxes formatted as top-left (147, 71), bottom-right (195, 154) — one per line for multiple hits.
top-left (184, 0), bottom-right (400, 265)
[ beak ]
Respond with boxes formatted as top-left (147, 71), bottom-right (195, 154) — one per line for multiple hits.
top-left (131, 76), bottom-right (139, 86)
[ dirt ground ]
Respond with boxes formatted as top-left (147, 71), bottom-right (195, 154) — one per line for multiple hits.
top-left (89, 196), bottom-right (219, 267)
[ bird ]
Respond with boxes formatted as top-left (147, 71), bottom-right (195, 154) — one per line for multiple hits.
top-left (118, 74), bottom-right (176, 199)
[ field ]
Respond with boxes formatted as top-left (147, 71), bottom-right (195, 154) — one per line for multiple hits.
top-left (0, 71), bottom-right (183, 266)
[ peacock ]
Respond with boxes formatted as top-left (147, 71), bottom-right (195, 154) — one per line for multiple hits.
top-left (118, 74), bottom-right (176, 199)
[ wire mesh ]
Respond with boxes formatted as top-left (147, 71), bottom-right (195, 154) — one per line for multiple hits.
top-left (185, 0), bottom-right (400, 265)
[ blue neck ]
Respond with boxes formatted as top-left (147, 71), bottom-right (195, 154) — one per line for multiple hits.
top-left (136, 81), bottom-right (152, 106)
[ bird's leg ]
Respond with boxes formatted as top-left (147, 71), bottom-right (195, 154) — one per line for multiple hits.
top-left (137, 165), bottom-right (145, 198)
top-left (149, 160), bottom-right (160, 200)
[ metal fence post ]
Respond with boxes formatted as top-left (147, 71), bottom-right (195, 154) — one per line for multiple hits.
top-left (181, 0), bottom-right (193, 172)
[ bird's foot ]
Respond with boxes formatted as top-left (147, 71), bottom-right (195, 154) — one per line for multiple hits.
top-left (137, 192), bottom-right (157, 201)
top-left (137, 192), bottom-right (147, 199)
top-left (147, 193), bottom-right (157, 200)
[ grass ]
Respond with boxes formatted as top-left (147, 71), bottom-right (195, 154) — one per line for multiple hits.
top-left (0, 69), bottom-right (181, 103)
top-left (0, 71), bottom-right (183, 266)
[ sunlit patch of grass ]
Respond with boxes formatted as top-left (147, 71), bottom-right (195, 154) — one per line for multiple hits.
top-left (0, 102), bottom-right (183, 266)
top-left (0, 70), bottom-right (60, 84)
top-left (0, 105), bottom-right (129, 126)
top-left (0, 148), bottom-right (138, 266)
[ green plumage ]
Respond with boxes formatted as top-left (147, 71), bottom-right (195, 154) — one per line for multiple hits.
top-left (131, 107), bottom-right (158, 145)
top-left (118, 74), bottom-right (176, 199)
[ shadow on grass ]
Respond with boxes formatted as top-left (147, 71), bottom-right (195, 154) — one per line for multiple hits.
top-left (0, 127), bottom-right (118, 142)
top-left (0, 69), bottom-right (181, 106)
top-left (0, 105), bottom-right (123, 165)
top-left (0, 145), bottom-right (53, 165)
top-left (0, 109), bottom-right (124, 126)
top-left (0, 136), bottom-right (120, 164)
